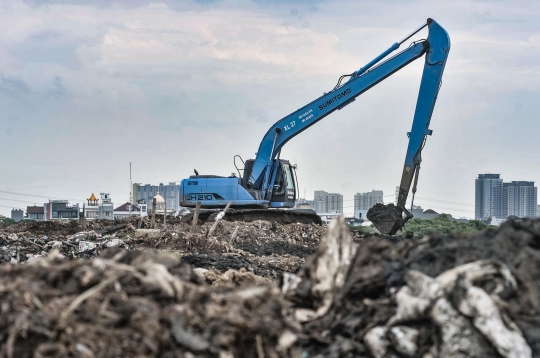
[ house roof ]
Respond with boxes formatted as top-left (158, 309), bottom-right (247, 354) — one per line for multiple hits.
top-left (114, 202), bottom-right (140, 212)
top-left (88, 193), bottom-right (97, 201)
top-left (27, 206), bottom-right (44, 214)
top-left (423, 209), bottom-right (438, 215)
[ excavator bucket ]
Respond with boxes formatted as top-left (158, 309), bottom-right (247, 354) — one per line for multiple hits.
top-left (367, 203), bottom-right (408, 235)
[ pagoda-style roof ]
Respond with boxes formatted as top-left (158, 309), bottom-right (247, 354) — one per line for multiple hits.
top-left (88, 193), bottom-right (98, 201)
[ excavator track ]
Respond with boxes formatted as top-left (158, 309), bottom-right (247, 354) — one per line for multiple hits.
top-left (182, 209), bottom-right (322, 226)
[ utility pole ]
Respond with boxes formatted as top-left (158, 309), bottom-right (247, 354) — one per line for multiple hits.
top-left (151, 198), bottom-right (156, 227)
top-left (129, 162), bottom-right (132, 204)
top-left (81, 203), bottom-right (87, 230)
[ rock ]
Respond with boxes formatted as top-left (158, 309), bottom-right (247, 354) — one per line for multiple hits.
top-left (78, 241), bottom-right (96, 252)
top-left (50, 241), bottom-right (63, 248)
top-left (135, 229), bottom-right (161, 239)
top-left (105, 239), bottom-right (125, 248)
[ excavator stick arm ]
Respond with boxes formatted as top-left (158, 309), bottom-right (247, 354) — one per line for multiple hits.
top-left (368, 19), bottom-right (451, 235)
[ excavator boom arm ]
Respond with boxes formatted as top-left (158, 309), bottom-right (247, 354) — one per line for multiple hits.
top-left (249, 19), bottom-right (450, 215)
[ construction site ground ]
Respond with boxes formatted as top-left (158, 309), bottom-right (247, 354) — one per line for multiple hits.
top-left (0, 215), bottom-right (539, 357)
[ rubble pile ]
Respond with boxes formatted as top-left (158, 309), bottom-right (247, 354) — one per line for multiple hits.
top-left (0, 218), bottom-right (329, 276)
top-left (285, 217), bottom-right (540, 358)
top-left (1, 216), bottom-right (539, 357)
top-left (0, 248), bottom-right (299, 358)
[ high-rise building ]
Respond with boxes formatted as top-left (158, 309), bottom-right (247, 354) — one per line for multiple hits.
top-left (503, 181), bottom-right (537, 218)
top-left (312, 190), bottom-right (343, 214)
top-left (475, 174), bottom-right (503, 220)
top-left (354, 190), bottom-right (383, 212)
top-left (133, 182), bottom-right (180, 212)
top-left (327, 193), bottom-right (343, 213)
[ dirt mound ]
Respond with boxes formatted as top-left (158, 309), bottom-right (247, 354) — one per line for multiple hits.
top-left (182, 253), bottom-right (286, 278)
top-left (0, 248), bottom-right (299, 358)
top-left (1, 214), bottom-right (540, 357)
top-left (284, 217), bottom-right (540, 358)
top-left (181, 209), bottom-right (323, 226)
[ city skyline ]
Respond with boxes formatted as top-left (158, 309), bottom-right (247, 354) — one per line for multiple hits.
top-left (2, 0), bottom-right (540, 219)
top-left (5, 174), bottom-right (540, 221)
top-left (475, 174), bottom-right (538, 220)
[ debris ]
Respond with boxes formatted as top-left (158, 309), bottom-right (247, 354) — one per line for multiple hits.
top-left (292, 218), bottom-right (540, 358)
top-left (207, 201), bottom-right (232, 238)
top-left (78, 241), bottom-right (96, 252)
top-left (98, 224), bottom-right (127, 235)
top-left (0, 216), bottom-right (539, 357)
top-left (105, 238), bottom-right (125, 248)
top-left (0, 249), bottom-right (299, 357)
top-left (135, 229), bottom-right (160, 239)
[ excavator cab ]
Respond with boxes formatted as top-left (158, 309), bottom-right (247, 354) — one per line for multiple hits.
top-left (242, 159), bottom-right (297, 207)
top-left (269, 160), bottom-right (297, 206)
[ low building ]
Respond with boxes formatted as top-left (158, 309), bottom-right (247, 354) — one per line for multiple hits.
top-left (486, 216), bottom-right (506, 227)
top-left (85, 193), bottom-right (99, 220)
top-left (114, 202), bottom-right (147, 219)
top-left (27, 206), bottom-right (44, 221)
top-left (318, 212), bottom-right (341, 225)
top-left (44, 200), bottom-right (79, 220)
top-left (346, 217), bottom-right (363, 226)
top-left (410, 206), bottom-right (439, 220)
top-left (98, 193), bottom-right (114, 219)
top-left (355, 209), bottom-right (368, 220)
top-left (11, 209), bottom-right (24, 222)
top-left (84, 193), bottom-right (114, 220)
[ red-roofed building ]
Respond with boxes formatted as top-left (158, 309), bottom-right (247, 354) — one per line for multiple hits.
top-left (114, 202), bottom-right (147, 219)
top-left (27, 206), bottom-right (44, 221)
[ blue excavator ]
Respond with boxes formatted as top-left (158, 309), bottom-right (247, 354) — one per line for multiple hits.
top-left (180, 18), bottom-right (450, 235)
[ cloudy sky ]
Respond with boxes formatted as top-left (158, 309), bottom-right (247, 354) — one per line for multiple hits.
top-left (1, 0), bottom-right (539, 218)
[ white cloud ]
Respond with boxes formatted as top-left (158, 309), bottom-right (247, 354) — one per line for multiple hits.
top-left (1, 0), bottom-right (540, 218)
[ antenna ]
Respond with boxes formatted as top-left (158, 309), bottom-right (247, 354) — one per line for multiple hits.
top-left (129, 162), bottom-right (132, 204)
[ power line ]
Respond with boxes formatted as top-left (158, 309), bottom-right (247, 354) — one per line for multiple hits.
top-left (0, 190), bottom-right (84, 202)
top-left (0, 204), bottom-right (25, 210)
top-left (0, 181), bottom-right (89, 193)
top-left (414, 197), bottom-right (474, 207)
top-left (0, 197), bottom-right (42, 204)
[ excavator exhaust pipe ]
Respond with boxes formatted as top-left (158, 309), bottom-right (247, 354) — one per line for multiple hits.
top-left (367, 203), bottom-right (412, 235)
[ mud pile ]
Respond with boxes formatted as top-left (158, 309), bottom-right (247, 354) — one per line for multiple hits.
top-left (2, 216), bottom-right (540, 357)
top-left (286, 217), bottom-right (540, 357)
top-left (0, 248), bottom-right (299, 358)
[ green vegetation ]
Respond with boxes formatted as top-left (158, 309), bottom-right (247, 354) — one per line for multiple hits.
top-left (398, 214), bottom-right (487, 237)
top-left (0, 218), bottom-right (17, 225)
top-left (348, 225), bottom-right (373, 233)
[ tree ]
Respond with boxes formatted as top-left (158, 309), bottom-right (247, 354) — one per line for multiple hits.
top-left (398, 215), bottom-right (487, 237)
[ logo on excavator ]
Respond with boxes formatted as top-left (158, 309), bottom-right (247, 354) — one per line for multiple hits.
top-left (318, 88), bottom-right (351, 110)
top-left (185, 194), bottom-right (214, 201)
